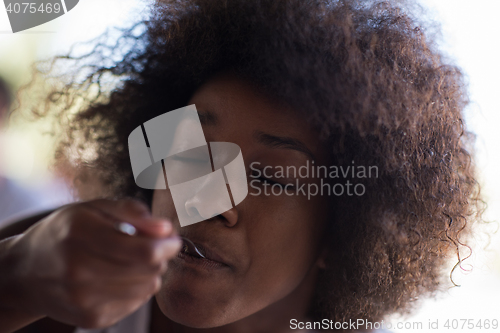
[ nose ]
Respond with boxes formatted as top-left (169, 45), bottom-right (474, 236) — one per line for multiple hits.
top-left (184, 175), bottom-right (239, 227)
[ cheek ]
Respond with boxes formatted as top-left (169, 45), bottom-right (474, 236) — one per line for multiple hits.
top-left (152, 189), bottom-right (178, 223)
top-left (249, 193), bottom-right (328, 256)
top-left (236, 195), bottom-right (327, 303)
top-left (151, 189), bottom-right (329, 327)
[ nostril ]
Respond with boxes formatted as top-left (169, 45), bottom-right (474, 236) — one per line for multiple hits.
top-left (186, 206), bottom-right (199, 217)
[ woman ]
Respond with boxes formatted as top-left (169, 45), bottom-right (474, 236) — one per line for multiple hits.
top-left (0, 0), bottom-right (482, 332)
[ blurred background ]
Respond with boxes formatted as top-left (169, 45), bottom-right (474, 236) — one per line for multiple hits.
top-left (0, 0), bottom-right (149, 223)
top-left (0, 0), bottom-right (499, 331)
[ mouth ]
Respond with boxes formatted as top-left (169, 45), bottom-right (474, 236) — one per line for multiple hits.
top-left (178, 240), bottom-right (231, 270)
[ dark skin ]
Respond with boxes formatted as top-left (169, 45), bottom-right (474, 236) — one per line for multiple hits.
top-left (0, 199), bottom-right (182, 332)
top-left (152, 73), bottom-right (333, 332)
top-left (0, 73), bottom-right (334, 333)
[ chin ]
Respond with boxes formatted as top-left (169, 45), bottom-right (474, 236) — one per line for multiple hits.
top-left (156, 254), bottom-right (244, 327)
top-left (157, 251), bottom-right (269, 328)
top-left (156, 282), bottom-right (236, 328)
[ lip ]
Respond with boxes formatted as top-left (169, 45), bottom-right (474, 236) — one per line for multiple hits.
top-left (177, 239), bottom-right (232, 270)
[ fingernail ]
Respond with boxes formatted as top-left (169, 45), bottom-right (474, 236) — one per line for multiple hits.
top-left (165, 236), bottom-right (182, 247)
top-left (154, 220), bottom-right (172, 234)
top-left (114, 221), bottom-right (137, 236)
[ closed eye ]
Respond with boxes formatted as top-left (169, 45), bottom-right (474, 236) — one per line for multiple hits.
top-left (249, 169), bottom-right (294, 189)
top-left (258, 176), bottom-right (286, 187)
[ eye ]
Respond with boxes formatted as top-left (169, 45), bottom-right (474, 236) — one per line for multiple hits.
top-left (259, 176), bottom-right (285, 188)
top-left (249, 169), bottom-right (294, 189)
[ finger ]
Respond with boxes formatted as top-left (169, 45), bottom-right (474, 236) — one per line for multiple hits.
top-left (67, 250), bottom-right (169, 282)
top-left (67, 274), bottom-right (161, 304)
top-left (76, 211), bottom-right (182, 264)
top-left (85, 199), bottom-right (172, 238)
top-left (84, 297), bottom-right (154, 328)
top-left (62, 204), bottom-right (181, 264)
top-left (60, 293), bottom-right (153, 329)
top-left (87, 234), bottom-right (181, 267)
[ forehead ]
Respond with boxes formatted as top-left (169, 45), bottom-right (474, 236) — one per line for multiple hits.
top-left (188, 73), bottom-right (328, 163)
top-left (189, 73), bottom-right (303, 127)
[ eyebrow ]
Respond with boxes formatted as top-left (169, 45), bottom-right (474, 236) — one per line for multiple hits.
top-left (198, 110), bottom-right (218, 126)
top-left (254, 131), bottom-right (315, 161)
top-left (198, 109), bottom-right (315, 161)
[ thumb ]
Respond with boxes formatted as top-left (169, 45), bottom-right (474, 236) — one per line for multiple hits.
top-left (123, 217), bottom-right (174, 238)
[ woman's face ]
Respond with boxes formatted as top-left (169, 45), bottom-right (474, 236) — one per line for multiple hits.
top-left (152, 73), bottom-right (332, 328)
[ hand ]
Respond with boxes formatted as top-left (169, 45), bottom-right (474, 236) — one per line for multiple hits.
top-left (0, 198), bottom-right (181, 329)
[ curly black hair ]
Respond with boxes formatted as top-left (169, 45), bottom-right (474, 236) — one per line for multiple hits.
top-left (19, 0), bottom-right (484, 327)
